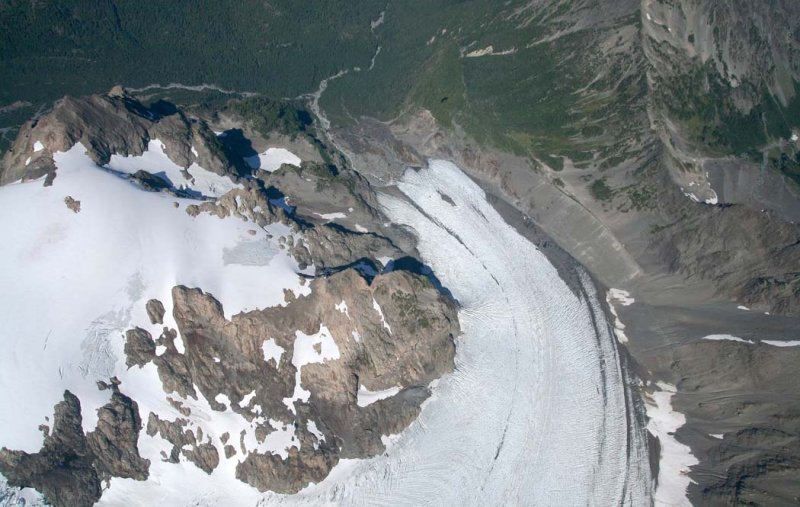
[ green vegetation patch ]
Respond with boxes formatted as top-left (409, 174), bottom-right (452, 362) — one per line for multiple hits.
top-left (590, 177), bottom-right (615, 201)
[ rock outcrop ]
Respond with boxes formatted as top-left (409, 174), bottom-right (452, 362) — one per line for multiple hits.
top-left (0, 86), bottom-right (237, 185)
top-left (0, 387), bottom-right (148, 507)
top-left (124, 266), bottom-right (459, 492)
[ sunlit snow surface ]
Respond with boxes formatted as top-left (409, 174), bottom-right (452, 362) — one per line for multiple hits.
top-left (244, 148), bottom-right (301, 172)
top-left (1, 157), bottom-right (651, 505)
top-left (0, 144), bottom-right (309, 458)
top-left (107, 139), bottom-right (240, 197)
top-left (646, 383), bottom-right (698, 507)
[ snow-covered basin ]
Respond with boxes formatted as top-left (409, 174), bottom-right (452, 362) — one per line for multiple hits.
top-left (0, 143), bottom-right (309, 456)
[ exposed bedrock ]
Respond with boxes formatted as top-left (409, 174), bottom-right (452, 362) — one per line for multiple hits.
top-left (120, 267), bottom-right (458, 493)
top-left (0, 387), bottom-right (148, 507)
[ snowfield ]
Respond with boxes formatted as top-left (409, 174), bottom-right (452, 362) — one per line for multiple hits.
top-left (0, 156), bottom-right (652, 505)
top-left (244, 148), bottom-right (301, 172)
top-left (645, 382), bottom-right (698, 507)
top-left (0, 144), bottom-right (310, 490)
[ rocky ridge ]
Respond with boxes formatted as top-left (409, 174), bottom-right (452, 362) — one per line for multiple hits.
top-left (0, 85), bottom-right (241, 188)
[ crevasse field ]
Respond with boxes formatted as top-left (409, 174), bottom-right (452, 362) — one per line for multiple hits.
top-left (0, 152), bottom-right (651, 505)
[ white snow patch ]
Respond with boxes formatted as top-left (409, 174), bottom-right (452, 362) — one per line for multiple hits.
top-left (380, 432), bottom-right (403, 449)
top-left (646, 382), bottom-right (698, 507)
top-left (335, 300), bottom-right (349, 318)
top-left (239, 390), bottom-right (257, 408)
top-left (214, 393), bottom-right (231, 408)
top-left (173, 334), bottom-right (186, 354)
top-left (260, 419), bottom-right (298, 459)
top-left (33, 141), bottom-right (44, 152)
top-left (737, 305), bottom-right (750, 310)
top-left (244, 148), bottom-right (301, 172)
top-left (107, 139), bottom-right (240, 198)
top-left (354, 224), bottom-right (368, 233)
top-left (155, 345), bottom-right (167, 356)
top-left (372, 298), bottom-right (392, 334)
top-left (605, 289), bottom-right (633, 343)
top-left (681, 188), bottom-right (701, 202)
top-left (709, 433), bottom-right (724, 439)
top-left (608, 288), bottom-right (635, 306)
top-left (283, 325), bottom-right (340, 413)
top-left (762, 340), bottom-right (800, 347)
top-left (702, 335), bottom-right (800, 347)
top-left (314, 211), bottom-right (347, 220)
top-left (791, 133), bottom-right (798, 142)
top-left (261, 338), bottom-right (285, 365)
top-left (702, 334), bottom-right (754, 344)
top-left (307, 421), bottom-right (324, 442)
top-left (307, 420), bottom-right (325, 449)
top-left (357, 385), bottom-right (401, 407)
top-left (464, 45), bottom-right (516, 57)
top-left (191, 146), bottom-right (199, 158)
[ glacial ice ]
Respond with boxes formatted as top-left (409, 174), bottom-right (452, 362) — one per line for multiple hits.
top-left (0, 156), bottom-right (653, 505)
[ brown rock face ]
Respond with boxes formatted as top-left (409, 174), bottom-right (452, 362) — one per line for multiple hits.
top-left (146, 414), bottom-right (220, 474)
top-left (0, 88), bottom-right (236, 185)
top-left (0, 388), bottom-right (149, 507)
top-left (124, 327), bottom-right (156, 368)
top-left (119, 266), bottom-right (458, 493)
top-left (145, 299), bottom-right (166, 325)
top-left (87, 391), bottom-right (150, 480)
top-left (63, 195), bottom-right (81, 213)
top-left (236, 446), bottom-right (339, 495)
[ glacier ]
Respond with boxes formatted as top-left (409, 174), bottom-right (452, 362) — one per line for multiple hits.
top-left (254, 159), bottom-right (653, 505)
top-left (0, 155), bottom-right (652, 505)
